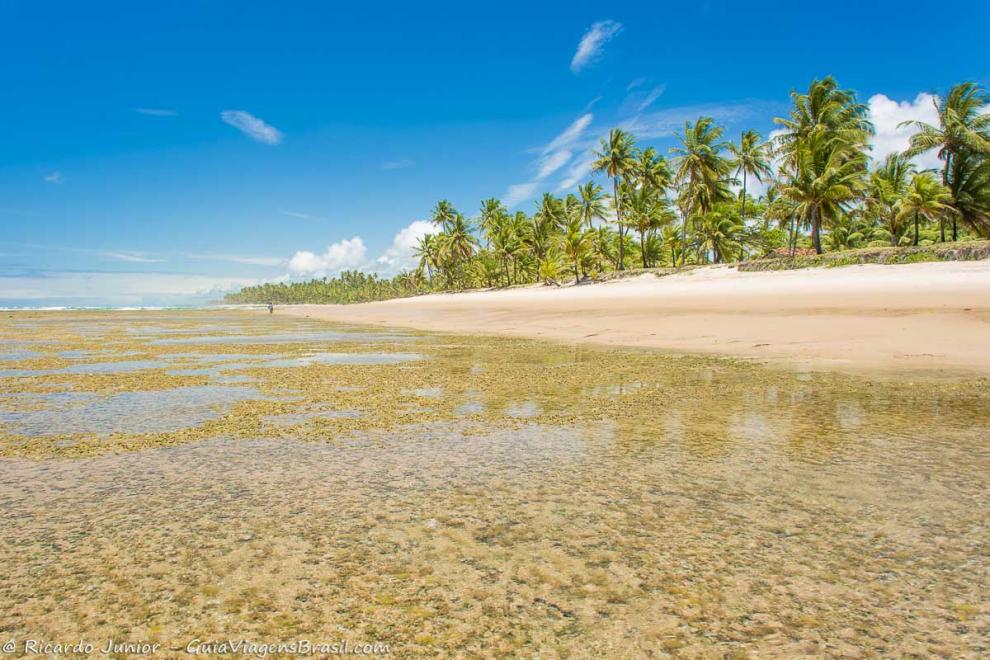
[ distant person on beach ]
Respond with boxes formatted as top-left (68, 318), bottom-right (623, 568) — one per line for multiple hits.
top-left (267, 302), bottom-right (274, 314)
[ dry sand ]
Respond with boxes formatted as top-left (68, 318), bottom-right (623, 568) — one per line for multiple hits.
top-left (281, 261), bottom-right (990, 374)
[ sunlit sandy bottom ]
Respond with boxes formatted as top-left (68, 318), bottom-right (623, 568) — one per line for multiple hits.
top-left (0, 311), bottom-right (988, 656)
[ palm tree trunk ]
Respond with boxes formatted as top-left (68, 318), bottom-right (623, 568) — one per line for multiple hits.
top-left (640, 231), bottom-right (647, 268)
top-left (811, 207), bottom-right (823, 255)
top-left (680, 204), bottom-right (690, 267)
top-left (914, 211), bottom-right (919, 246)
top-left (613, 177), bottom-right (624, 270)
top-left (942, 157), bottom-right (951, 242)
top-left (741, 170), bottom-right (747, 225)
top-left (788, 215), bottom-right (796, 257)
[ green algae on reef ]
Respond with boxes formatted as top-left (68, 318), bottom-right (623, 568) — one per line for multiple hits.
top-left (0, 310), bottom-right (989, 656)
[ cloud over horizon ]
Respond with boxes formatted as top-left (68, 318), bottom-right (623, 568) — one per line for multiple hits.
top-left (220, 110), bottom-right (283, 144)
top-left (288, 237), bottom-right (367, 276)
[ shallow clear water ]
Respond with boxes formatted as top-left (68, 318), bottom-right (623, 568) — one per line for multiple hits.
top-left (1, 386), bottom-right (265, 436)
top-left (0, 359), bottom-right (167, 377)
top-left (0, 310), bottom-right (988, 656)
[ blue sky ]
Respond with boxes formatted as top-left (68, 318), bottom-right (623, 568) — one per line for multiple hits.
top-left (2, 1), bottom-right (987, 306)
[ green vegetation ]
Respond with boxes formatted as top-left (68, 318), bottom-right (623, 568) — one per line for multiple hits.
top-left (225, 78), bottom-right (990, 305)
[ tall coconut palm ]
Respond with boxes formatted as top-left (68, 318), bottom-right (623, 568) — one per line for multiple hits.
top-left (697, 203), bottom-right (744, 264)
top-left (430, 200), bottom-right (459, 231)
top-left (624, 184), bottom-right (675, 268)
top-left (489, 213), bottom-right (517, 286)
top-left (437, 214), bottom-right (477, 287)
top-left (728, 130), bottom-right (773, 225)
top-left (593, 128), bottom-right (638, 269)
top-left (780, 130), bottom-right (867, 253)
top-left (559, 218), bottom-right (592, 283)
top-left (897, 171), bottom-right (954, 245)
top-left (774, 76), bottom-right (873, 167)
top-left (578, 181), bottom-right (606, 229)
top-left (478, 198), bottom-right (506, 246)
top-left (535, 192), bottom-right (566, 231)
top-left (865, 154), bottom-right (916, 246)
top-left (773, 77), bottom-right (872, 253)
top-left (413, 234), bottom-right (441, 285)
top-left (631, 146), bottom-right (672, 192)
top-left (950, 154), bottom-right (990, 237)
top-left (670, 117), bottom-right (732, 264)
top-left (901, 82), bottom-right (990, 240)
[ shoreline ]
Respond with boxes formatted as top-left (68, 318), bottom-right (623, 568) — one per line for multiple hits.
top-left (278, 261), bottom-right (990, 375)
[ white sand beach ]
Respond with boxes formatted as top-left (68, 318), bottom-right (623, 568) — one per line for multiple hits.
top-left (282, 261), bottom-right (990, 374)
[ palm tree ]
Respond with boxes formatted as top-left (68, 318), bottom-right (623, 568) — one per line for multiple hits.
top-left (624, 184), bottom-right (675, 267)
top-left (780, 130), bottom-right (867, 253)
top-left (670, 117), bottom-right (732, 264)
top-left (728, 130), bottom-right (773, 225)
top-left (774, 76), bottom-right (873, 167)
top-left (559, 219), bottom-right (592, 283)
top-left (413, 234), bottom-right (441, 285)
top-left (631, 146), bottom-right (672, 191)
top-left (660, 225), bottom-right (682, 266)
top-left (950, 154), bottom-right (990, 237)
top-left (593, 128), bottom-right (638, 269)
top-left (578, 181), bottom-right (606, 229)
top-left (773, 77), bottom-right (872, 253)
top-left (430, 200), bottom-right (459, 231)
top-left (865, 154), bottom-right (916, 246)
top-left (436, 213), bottom-right (477, 287)
top-left (479, 198), bottom-right (506, 246)
top-left (897, 172), bottom-right (954, 245)
top-left (901, 82), bottom-right (990, 241)
top-left (535, 193), bottom-right (565, 231)
top-left (489, 213), bottom-right (517, 285)
top-left (697, 203), bottom-right (744, 263)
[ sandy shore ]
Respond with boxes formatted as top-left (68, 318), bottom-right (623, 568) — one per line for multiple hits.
top-left (280, 261), bottom-right (990, 374)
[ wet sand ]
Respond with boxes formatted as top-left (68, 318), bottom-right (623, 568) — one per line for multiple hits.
top-left (282, 261), bottom-right (990, 374)
top-left (2, 311), bottom-right (989, 656)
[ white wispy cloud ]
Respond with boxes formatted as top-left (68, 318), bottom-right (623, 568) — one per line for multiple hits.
top-left (543, 113), bottom-right (593, 154)
top-left (503, 113), bottom-right (595, 207)
top-left (619, 99), bottom-right (780, 140)
top-left (621, 84), bottom-right (666, 115)
top-left (279, 209), bottom-right (325, 222)
top-left (220, 110), bottom-right (283, 145)
top-left (537, 150), bottom-right (573, 179)
top-left (502, 182), bottom-right (540, 208)
top-left (570, 20), bottom-right (622, 74)
top-left (381, 159), bottom-right (415, 170)
top-left (288, 237), bottom-right (367, 275)
top-left (12, 242), bottom-right (165, 263)
top-left (44, 171), bottom-right (65, 184)
top-left (135, 108), bottom-right (177, 117)
top-left (101, 251), bottom-right (164, 264)
top-left (557, 153), bottom-right (596, 191)
top-left (183, 252), bottom-right (284, 267)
